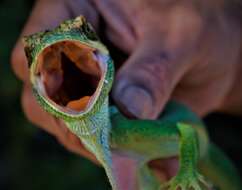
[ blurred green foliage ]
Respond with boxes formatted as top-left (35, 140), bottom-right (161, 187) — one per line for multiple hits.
top-left (0, 0), bottom-right (241, 190)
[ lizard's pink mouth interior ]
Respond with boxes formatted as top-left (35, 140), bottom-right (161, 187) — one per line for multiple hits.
top-left (36, 41), bottom-right (102, 112)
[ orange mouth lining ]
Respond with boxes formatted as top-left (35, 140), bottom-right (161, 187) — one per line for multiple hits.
top-left (36, 41), bottom-right (102, 112)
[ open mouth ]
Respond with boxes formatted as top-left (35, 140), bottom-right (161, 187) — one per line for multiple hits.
top-left (35, 41), bottom-right (103, 113)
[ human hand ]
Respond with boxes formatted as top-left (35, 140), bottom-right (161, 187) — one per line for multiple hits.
top-left (11, 0), bottom-right (242, 189)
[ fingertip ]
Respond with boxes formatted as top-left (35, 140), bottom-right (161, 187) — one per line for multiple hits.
top-left (11, 41), bottom-right (29, 81)
top-left (112, 80), bottom-right (156, 119)
top-left (21, 84), bottom-right (41, 126)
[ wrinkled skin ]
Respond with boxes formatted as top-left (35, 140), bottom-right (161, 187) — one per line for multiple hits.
top-left (11, 0), bottom-right (242, 189)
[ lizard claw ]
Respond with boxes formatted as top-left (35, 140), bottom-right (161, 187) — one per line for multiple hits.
top-left (160, 171), bottom-right (212, 190)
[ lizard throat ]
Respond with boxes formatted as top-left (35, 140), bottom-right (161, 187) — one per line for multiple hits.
top-left (34, 40), bottom-right (106, 114)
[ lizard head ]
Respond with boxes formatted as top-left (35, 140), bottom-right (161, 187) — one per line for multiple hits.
top-left (23, 17), bottom-right (118, 190)
top-left (23, 16), bottom-right (114, 122)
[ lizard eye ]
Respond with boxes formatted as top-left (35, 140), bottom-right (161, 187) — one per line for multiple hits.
top-left (35, 41), bottom-right (105, 113)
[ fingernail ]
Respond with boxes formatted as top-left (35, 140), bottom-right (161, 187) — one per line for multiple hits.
top-left (115, 85), bottom-right (154, 119)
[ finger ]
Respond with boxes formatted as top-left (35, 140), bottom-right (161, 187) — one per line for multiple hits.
top-left (11, 0), bottom-right (72, 81)
top-left (67, 0), bottom-right (99, 30)
top-left (149, 157), bottom-right (179, 181)
top-left (112, 153), bottom-right (138, 190)
top-left (112, 7), bottom-right (204, 119)
top-left (112, 36), bottom-right (189, 119)
top-left (93, 0), bottom-right (136, 52)
top-left (22, 84), bottom-right (62, 136)
top-left (22, 84), bottom-right (98, 163)
top-left (57, 125), bottom-right (98, 164)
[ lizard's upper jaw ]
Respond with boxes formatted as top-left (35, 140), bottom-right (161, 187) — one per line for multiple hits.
top-left (33, 40), bottom-right (107, 115)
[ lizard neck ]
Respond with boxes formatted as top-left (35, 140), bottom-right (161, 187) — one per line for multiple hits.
top-left (64, 97), bottom-right (118, 190)
top-left (64, 97), bottom-right (110, 136)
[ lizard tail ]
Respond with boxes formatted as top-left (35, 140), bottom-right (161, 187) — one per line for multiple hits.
top-left (198, 143), bottom-right (242, 190)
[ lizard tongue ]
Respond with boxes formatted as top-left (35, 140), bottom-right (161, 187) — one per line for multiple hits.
top-left (66, 96), bottom-right (90, 111)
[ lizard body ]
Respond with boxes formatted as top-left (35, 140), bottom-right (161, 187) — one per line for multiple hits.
top-left (23, 16), bottom-right (241, 190)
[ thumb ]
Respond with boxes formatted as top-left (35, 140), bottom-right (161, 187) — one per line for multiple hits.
top-left (112, 37), bottom-right (188, 119)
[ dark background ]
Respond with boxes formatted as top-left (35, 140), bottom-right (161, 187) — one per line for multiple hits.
top-left (0, 0), bottom-right (241, 190)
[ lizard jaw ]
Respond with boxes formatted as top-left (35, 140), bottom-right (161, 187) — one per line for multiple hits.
top-left (33, 40), bottom-right (107, 115)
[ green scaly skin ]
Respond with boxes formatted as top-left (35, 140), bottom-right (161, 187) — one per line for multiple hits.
top-left (23, 16), bottom-right (241, 190)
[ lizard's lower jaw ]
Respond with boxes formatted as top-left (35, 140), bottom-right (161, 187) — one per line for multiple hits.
top-left (33, 40), bottom-right (106, 115)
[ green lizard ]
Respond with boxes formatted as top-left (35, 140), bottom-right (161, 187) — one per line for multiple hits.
top-left (23, 16), bottom-right (241, 190)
